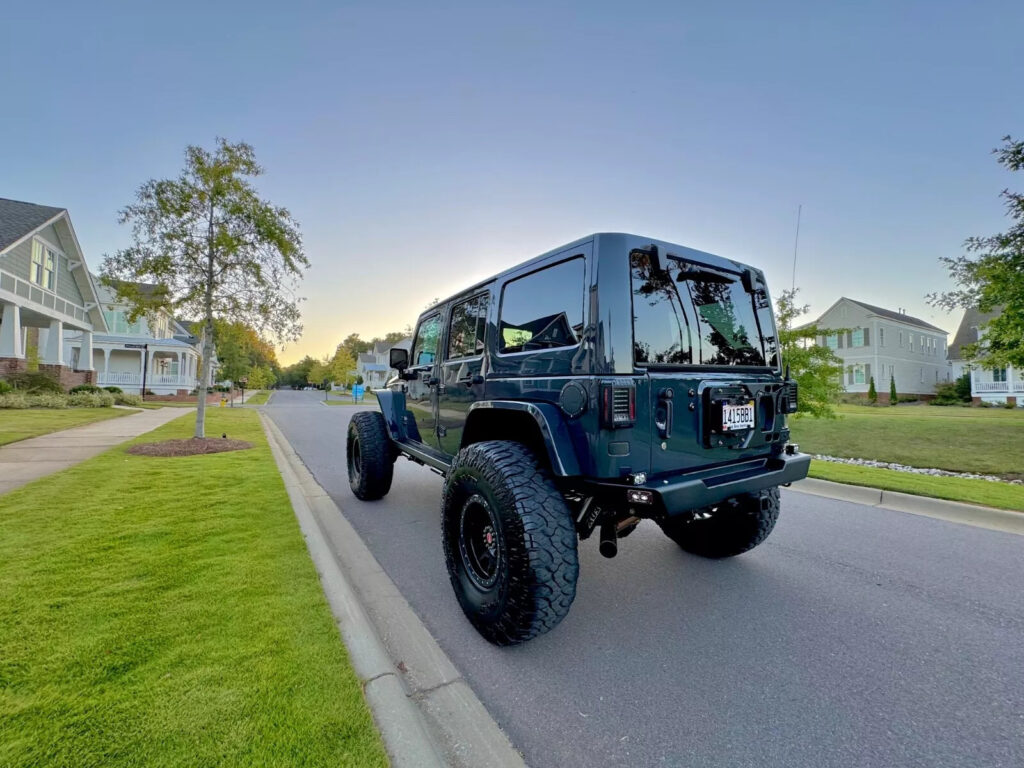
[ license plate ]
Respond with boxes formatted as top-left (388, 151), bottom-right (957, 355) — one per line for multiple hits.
top-left (722, 401), bottom-right (755, 431)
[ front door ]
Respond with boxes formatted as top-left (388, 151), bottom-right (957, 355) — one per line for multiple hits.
top-left (437, 292), bottom-right (490, 456)
top-left (405, 312), bottom-right (442, 449)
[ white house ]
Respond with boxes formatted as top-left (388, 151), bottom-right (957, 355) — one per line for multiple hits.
top-left (64, 280), bottom-right (216, 396)
top-left (0, 198), bottom-right (108, 388)
top-left (357, 337), bottom-right (411, 389)
top-left (809, 298), bottom-right (950, 399)
top-left (948, 306), bottom-right (1022, 406)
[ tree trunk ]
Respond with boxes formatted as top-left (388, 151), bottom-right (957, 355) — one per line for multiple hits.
top-left (195, 323), bottom-right (212, 438)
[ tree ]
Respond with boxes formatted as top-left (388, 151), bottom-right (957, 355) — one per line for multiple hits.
top-left (929, 136), bottom-right (1024, 370)
top-left (338, 333), bottom-right (372, 362)
top-left (329, 347), bottom-right (358, 388)
top-left (867, 376), bottom-right (877, 404)
top-left (280, 356), bottom-right (316, 388)
top-left (101, 139), bottom-right (307, 437)
top-left (775, 289), bottom-right (845, 418)
top-left (208, 319), bottom-right (280, 387)
top-left (889, 374), bottom-right (898, 406)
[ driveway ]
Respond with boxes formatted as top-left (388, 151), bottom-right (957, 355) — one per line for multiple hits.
top-left (268, 389), bottom-right (1024, 768)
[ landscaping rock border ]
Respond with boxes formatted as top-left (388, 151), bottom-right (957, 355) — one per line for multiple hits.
top-left (813, 454), bottom-right (1023, 485)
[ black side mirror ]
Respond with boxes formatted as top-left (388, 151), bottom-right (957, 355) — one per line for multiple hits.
top-left (390, 347), bottom-right (409, 371)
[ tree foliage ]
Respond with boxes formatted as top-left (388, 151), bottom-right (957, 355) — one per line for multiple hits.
top-left (889, 374), bottom-right (898, 406)
top-left (207, 319), bottom-right (280, 387)
top-left (101, 139), bottom-right (307, 436)
top-left (776, 289), bottom-right (845, 418)
top-left (867, 376), bottom-right (877, 404)
top-left (929, 136), bottom-right (1024, 369)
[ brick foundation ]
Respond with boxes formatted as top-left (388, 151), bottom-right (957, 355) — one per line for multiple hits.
top-left (0, 358), bottom-right (94, 391)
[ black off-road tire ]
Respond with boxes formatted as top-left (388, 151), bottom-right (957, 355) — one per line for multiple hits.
top-left (347, 411), bottom-right (395, 500)
top-left (441, 441), bottom-right (579, 645)
top-left (658, 486), bottom-right (781, 558)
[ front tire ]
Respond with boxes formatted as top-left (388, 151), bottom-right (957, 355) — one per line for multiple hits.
top-left (658, 487), bottom-right (780, 558)
top-left (347, 411), bottom-right (395, 500)
top-left (442, 441), bottom-right (579, 645)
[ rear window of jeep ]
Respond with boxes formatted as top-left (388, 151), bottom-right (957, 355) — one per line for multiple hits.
top-left (498, 257), bottom-right (585, 354)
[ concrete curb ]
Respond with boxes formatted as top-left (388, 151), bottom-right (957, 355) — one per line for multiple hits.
top-left (789, 477), bottom-right (1024, 535)
top-left (260, 414), bottom-right (526, 768)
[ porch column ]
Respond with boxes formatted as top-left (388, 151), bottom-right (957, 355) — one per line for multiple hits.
top-left (42, 319), bottom-right (64, 365)
top-left (102, 348), bottom-right (109, 375)
top-left (0, 303), bottom-right (23, 358)
top-left (79, 331), bottom-right (94, 371)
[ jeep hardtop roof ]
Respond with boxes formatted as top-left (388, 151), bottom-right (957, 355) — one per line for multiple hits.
top-left (420, 233), bottom-right (760, 315)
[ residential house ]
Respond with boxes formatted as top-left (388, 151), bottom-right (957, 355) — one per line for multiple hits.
top-left (948, 307), bottom-right (1022, 405)
top-left (357, 337), bottom-right (411, 388)
top-left (0, 198), bottom-right (108, 388)
top-left (64, 281), bottom-right (216, 396)
top-left (810, 298), bottom-right (950, 399)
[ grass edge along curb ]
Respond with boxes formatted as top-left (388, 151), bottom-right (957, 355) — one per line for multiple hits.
top-left (0, 408), bottom-right (388, 768)
top-left (807, 460), bottom-right (1024, 512)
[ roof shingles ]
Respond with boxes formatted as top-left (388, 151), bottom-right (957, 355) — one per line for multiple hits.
top-left (0, 198), bottom-right (65, 251)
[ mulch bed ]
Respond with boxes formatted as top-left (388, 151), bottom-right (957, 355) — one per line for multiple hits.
top-left (127, 438), bottom-right (253, 457)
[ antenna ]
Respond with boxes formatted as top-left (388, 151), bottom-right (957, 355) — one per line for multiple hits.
top-left (790, 204), bottom-right (802, 294)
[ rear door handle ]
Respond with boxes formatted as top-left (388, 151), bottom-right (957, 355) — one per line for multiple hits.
top-left (656, 388), bottom-right (674, 439)
top-left (458, 374), bottom-right (484, 387)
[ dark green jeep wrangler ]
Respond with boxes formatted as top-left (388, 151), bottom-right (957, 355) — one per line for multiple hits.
top-left (346, 233), bottom-right (809, 645)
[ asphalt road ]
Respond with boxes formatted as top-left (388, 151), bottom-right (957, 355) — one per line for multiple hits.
top-left (268, 390), bottom-right (1024, 768)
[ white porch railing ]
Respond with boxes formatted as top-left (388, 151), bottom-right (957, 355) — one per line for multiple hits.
top-left (97, 372), bottom-right (197, 388)
top-left (972, 368), bottom-right (1020, 394)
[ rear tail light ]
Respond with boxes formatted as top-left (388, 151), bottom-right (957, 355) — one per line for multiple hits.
top-left (779, 381), bottom-right (799, 414)
top-left (601, 381), bottom-right (636, 429)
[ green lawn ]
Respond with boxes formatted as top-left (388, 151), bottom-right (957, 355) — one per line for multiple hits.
top-left (245, 390), bottom-right (271, 405)
top-left (790, 404), bottom-right (1024, 478)
top-left (0, 408), bottom-right (133, 446)
top-left (0, 409), bottom-right (387, 768)
top-left (808, 460), bottom-right (1024, 512)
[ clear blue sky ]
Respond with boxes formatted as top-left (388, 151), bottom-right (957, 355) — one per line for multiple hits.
top-left (3, 1), bottom-right (1022, 363)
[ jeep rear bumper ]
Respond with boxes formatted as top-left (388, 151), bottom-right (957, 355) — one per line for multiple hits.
top-left (587, 452), bottom-right (811, 517)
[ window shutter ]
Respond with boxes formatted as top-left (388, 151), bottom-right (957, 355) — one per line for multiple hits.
top-left (838, 334), bottom-right (844, 349)
top-left (863, 328), bottom-right (870, 346)
top-left (865, 363), bottom-right (871, 381)
top-left (847, 369), bottom-right (854, 385)
top-left (847, 331), bottom-right (853, 348)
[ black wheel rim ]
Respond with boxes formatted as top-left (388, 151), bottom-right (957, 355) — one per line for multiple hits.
top-left (348, 431), bottom-right (361, 484)
top-left (459, 494), bottom-right (500, 590)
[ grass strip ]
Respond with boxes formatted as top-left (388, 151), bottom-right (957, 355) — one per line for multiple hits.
top-left (0, 407), bottom-right (133, 446)
top-left (0, 408), bottom-right (387, 768)
top-left (790, 404), bottom-right (1024, 477)
top-left (245, 390), bottom-right (270, 405)
top-left (808, 460), bottom-right (1024, 512)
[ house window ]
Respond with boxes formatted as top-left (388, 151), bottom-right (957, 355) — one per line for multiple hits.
top-left (853, 365), bottom-right (866, 385)
top-left (909, 336), bottom-right (914, 352)
top-left (879, 328), bottom-right (885, 347)
top-left (851, 328), bottom-right (865, 347)
top-left (825, 333), bottom-right (839, 349)
top-left (30, 240), bottom-right (59, 291)
top-left (899, 331), bottom-right (904, 347)
top-left (920, 368), bottom-right (924, 383)
top-left (994, 368), bottom-right (1007, 383)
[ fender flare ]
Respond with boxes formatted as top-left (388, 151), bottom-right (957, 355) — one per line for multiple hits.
top-left (466, 400), bottom-right (581, 476)
top-left (374, 389), bottom-right (408, 442)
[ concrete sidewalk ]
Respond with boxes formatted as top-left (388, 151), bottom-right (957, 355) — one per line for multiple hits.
top-left (0, 407), bottom-right (193, 496)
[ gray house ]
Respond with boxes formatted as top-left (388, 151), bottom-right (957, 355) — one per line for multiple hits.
top-left (0, 198), bottom-right (108, 387)
top-left (810, 297), bottom-right (950, 399)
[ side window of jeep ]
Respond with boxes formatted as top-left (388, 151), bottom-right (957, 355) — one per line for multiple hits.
top-left (447, 293), bottom-right (489, 359)
top-left (412, 314), bottom-right (441, 366)
top-left (498, 257), bottom-right (585, 354)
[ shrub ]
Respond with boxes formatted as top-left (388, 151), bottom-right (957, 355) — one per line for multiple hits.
top-left (0, 379), bottom-right (12, 395)
top-left (953, 373), bottom-right (972, 402)
top-left (114, 393), bottom-right (143, 406)
top-left (6, 370), bottom-right (62, 393)
top-left (889, 375), bottom-right (897, 406)
top-left (67, 391), bottom-right (115, 408)
top-left (867, 376), bottom-right (877, 404)
top-left (103, 386), bottom-right (124, 394)
top-left (69, 384), bottom-right (103, 394)
top-left (0, 392), bottom-right (30, 409)
top-left (27, 392), bottom-right (70, 409)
